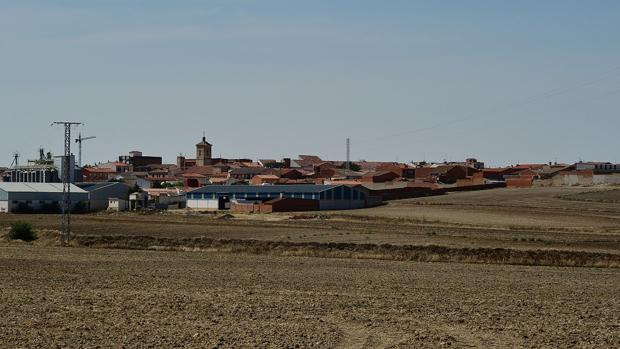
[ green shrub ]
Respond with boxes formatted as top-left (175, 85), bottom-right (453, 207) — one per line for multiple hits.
top-left (7, 222), bottom-right (37, 241)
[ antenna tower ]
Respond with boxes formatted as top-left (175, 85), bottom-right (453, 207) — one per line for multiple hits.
top-left (346, 138), bottom-right (350, 178)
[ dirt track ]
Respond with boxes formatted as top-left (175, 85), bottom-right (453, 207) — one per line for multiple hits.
top-left (1, 245), bottom-right (619, 348)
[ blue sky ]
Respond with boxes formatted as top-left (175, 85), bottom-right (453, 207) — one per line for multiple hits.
top-left (1, 1), bottom-right (619, 167)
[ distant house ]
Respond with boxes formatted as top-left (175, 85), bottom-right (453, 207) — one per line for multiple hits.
top-left (143, 188), bottom-right (186, 210)
top-left (415, 165), bottom-right (470, 184)
top-left (82, 167), bottom-right (116, 182)
top-left (129, 192), bottom-right (148, 210)
top-left (229, 167), bottom-right (272, 180)
top-left (279, 169), bottom-right (305, 180)
top-left (312, 163), bottom-right (338, 179)
top-left (181, 166), bottom-right (221, 188)
top-left (148, 168), bottom-right (170, 179)
top-left (118, 151), bottom-right (162, 170)
top-left (456, 172), bottom-right (485, 186)
top-left (250, 174), bottom-right (280, 185)
top-left (296, 155), bottom-right (324, 168)
top-left (504, 169), bottom-right (538, 188)
top-left (575, 162), bottom-right (620, 174)
top-left (98, 162), bottom-right (131, 174)
top-left (182, 173), bottom-right (208, 188)
top-left (512, 164), bottom-right (546, 171)
top-left (361, 171), bottom-right (401, 183)
top-left (376, 163), bottom-right (415, 179)
top-left (482, 168), bottom-right (523, 181)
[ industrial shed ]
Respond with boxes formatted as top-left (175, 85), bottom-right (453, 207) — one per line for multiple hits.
top-left (76, 182), bottom-right (131, 211)
top-left (0, 183), bottom-right (88, 213)
top-left (187, 184), bottom-right (376, 211)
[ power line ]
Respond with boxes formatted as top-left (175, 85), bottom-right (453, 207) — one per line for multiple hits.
top-left (355, 64), bottom-right (620, 144)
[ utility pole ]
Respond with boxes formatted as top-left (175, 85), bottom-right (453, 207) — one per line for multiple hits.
top-left (75, 133), bottom-right (96, 167)
top-left (52, 121), bottom-right (82, 244)
top-left (346, 138), bottom-right (350, 179)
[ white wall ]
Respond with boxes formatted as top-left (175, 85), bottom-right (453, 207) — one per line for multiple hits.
top-left (0, 201), bottom-right (8, 213)
top-left (108, 199), bottom-right (128, 211)
top-left (593, 174), bottom-right (620, 185)
top-left (187, 199), bottom-right (219, 210)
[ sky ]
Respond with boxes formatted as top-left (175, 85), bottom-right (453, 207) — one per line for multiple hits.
top-left (1, 0), bottom-right (619, 167)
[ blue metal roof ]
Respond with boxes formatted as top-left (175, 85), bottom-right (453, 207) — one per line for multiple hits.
top-left (190, 184), bottom-right (341, 195)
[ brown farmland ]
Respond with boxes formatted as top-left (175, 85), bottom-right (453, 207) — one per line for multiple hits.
top-left (1, 187), bottom-right (619, 347)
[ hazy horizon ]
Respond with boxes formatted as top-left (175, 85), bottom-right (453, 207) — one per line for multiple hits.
top-left (2, 1), bottom-right (619, 168)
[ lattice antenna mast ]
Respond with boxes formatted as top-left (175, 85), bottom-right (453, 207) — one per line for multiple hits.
top-left (52, 121), bottom-right (82, 244)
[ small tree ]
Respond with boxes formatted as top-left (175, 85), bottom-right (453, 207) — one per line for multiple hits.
top-left (340, 161), bottom-right (361, 172)
top-left (7, 221), bottom-right (37, 241)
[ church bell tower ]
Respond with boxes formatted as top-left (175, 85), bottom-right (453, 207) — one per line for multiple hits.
top-left (196, 135), bottom-right (212, 166)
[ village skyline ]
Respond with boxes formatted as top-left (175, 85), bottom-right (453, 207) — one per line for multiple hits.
top-left (1, 131), bottom-right (615, 170)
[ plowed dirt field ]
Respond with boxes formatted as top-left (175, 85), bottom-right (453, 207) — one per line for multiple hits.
top-left (1, 245), bottom-right (619, 348)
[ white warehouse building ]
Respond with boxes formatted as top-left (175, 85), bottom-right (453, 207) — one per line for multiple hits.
top-left (0, 183), bottom-right (88, 213)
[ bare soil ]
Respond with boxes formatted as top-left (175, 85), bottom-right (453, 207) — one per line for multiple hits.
top-left (1, 245), bottom-right (619, 348)
top-left (1, 187), bottom-right (620, 347)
